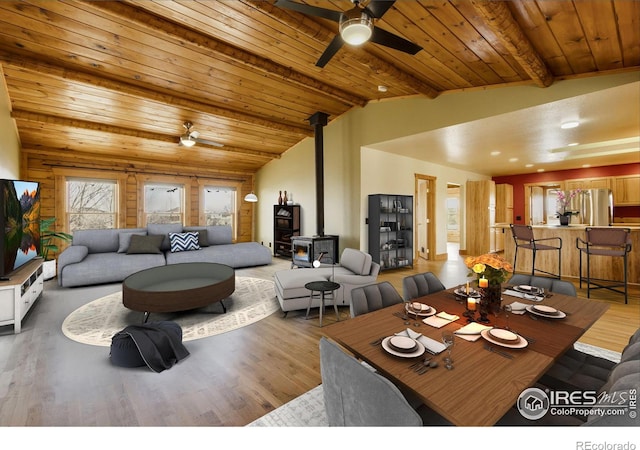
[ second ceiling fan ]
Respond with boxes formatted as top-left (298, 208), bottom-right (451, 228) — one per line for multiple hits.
top-left (275, 0), bottom-right (422, 68)
top-left (179, 122), bottom-right (224, 148)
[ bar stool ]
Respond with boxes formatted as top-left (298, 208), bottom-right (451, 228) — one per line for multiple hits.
top-left (576, 227), bottom-right (632, 304)
top-left (510, 224), bottom-right (562, 279)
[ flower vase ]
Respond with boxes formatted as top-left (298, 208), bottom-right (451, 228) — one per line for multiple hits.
top-left (480, 283), bottom-right (502, 320)
top-left (559, 215), bottom-right (570, 226)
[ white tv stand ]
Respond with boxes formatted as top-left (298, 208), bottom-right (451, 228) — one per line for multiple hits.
top-left (0, 258), bottom-right (44, 333)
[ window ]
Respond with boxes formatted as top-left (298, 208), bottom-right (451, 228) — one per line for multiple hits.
top-left (66, 178), bottom-right (118, 232)
top-left (143, 182), bottom-right (185, 225)
top-left (198, 180), bottom-right (240, 241)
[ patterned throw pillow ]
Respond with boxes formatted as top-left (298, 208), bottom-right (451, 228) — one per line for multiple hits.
top-left (169, 231), bottom-right (201, 253)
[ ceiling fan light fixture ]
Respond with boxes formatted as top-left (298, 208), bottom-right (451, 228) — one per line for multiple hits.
top-left (180, 134), bottom-right (196, 147)
top-left (340, 13), bottom-right (373, 45)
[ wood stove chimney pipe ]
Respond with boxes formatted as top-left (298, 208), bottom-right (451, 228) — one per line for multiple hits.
top-left (308, 112), bottom-right (329, 237)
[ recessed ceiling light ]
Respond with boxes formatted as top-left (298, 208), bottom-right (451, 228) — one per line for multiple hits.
top-left (537, 169), bottom-right (545, 172)
top-left (509, 157), bottom-right (518, 162)
top-left (525, 163), bottom-right (534, 168)
top-left (582, 164), bottom-right (591, 168)
top-left (378, 85), bottom-right (388, 92)
top-left (561, 121), bottom-right (580, 129)
top-left (568, 142), bottom-right (579, 146)
top-left (490, 151), bottom-right (501, 156)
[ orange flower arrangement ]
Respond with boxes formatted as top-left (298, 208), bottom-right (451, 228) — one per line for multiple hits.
top-left (464, 253), bottom-right (514, 285)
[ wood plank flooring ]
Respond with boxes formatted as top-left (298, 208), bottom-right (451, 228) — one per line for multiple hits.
top-left (0, 246), bottom-right (637, 427)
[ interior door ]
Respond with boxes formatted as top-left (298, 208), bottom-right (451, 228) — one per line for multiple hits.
top-left (417, 178), bottom-right (428, 260)
top-left (530, 186), bottom-right (544, 225)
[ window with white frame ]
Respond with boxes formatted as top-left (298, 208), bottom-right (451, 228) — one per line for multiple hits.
top-left (143, 182), bottom-right (185, 225)
top-left (204, 186), bottom-right (237, 226)
top-left (67, 178), bottom-right (118, 232)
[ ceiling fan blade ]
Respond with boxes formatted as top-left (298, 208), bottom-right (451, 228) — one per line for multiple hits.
top-left (316, 34), bottom-right (345, 68)
top-left (194, 137), bottom-right (224, 148)
top-left (274, 0), bottom-right (342, 22)
top-left (364, 0), bottom-right (396, 19)
top-left (370, 26), bottom-right (422, 54)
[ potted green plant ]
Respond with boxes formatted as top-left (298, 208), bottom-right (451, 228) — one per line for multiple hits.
top-left (40, 217), bottom-right (72, 280)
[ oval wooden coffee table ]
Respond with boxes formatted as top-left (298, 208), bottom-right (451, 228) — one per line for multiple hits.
top-left (122, 262), bottom-right (235, 322)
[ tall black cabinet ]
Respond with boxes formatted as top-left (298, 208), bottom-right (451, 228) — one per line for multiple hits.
top-left (368, 194), bottom-right (414, 271)
top-left (273, 205), bottom-right (300, 258)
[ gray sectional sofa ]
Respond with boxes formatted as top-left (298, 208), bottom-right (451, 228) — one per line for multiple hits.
top-left (57, 224), bottom-right (272, 287)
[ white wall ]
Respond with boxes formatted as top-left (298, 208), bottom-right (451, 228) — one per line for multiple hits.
top-left (360, 148), bottom-right (489, 257)
top-left (0, 67), bottom-right (20, 179)
top-left (251, 72), bottom-right (640, 256)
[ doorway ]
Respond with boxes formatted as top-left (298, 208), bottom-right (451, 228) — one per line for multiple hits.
top-left (446, 183), bottom-right (461, 259)
top-left (415, 174), bottom-right (436, 261)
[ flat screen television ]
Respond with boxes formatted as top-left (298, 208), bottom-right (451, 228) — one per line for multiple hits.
top-left (1, 179), bottom-right (41, 278)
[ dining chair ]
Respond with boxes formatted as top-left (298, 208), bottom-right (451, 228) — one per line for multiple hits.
top-left (510, 224), bottom-right (562, 279)
top-left (349, 281), bottom-right (403, 318)
top-left (319, 337), bottom-right (423, 426)
top-left (402, 271), bottom-right (446, 301)
top-left (576, 227), bottom-right (632, 304)
top-left (507, 274), bottom-right (577, 297)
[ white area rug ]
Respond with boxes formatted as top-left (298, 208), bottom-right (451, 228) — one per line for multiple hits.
top-left (246, 341), bottom-right (622, 427)
top-left (62, 277), bottom-right (278, 347)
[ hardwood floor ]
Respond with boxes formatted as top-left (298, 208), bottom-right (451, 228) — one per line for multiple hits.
top-left (0, 246), bottom-right (637, 427)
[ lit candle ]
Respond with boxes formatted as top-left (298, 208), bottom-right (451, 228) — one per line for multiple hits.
top-left (479, 277), bottom-right (488, 288)
top-left (465, 281), bottom-right (470, 295)
top-left (467, 297), bottom-right (477, 311)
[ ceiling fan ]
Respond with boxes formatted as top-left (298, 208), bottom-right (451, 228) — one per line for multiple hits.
top-left (178, 121), bottom-right (224, 148)
top-left (274, 0), bottom-right (422, 68)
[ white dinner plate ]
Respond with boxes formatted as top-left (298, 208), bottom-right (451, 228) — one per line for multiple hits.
top-left (480, 329), bottom-right (528, 349)
top-left (381, 337), bottom-right (425, 358)
top-left (526, 305), bottom-right (566, 319)
top-left (489, 328), bottom-right (520, 343)
top-left (388, 335), bottom-right (418, 352)
top-left (405, 302), bottom-right (436, 317)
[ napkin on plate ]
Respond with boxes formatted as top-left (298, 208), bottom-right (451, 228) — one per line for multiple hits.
top-left (506, 301), bottom-right (528, 315)
top-left (454, 322), bottom-right (492, 341)
top-left (395, 328), bottom-right (446, 354)
top-left (423, 311), bottom-right (460, 328)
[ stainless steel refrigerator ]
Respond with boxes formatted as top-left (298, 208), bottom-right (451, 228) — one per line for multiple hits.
top-left (572, 188), bottom-right (613, 226)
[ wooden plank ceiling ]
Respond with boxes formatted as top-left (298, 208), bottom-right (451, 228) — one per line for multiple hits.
top-left (0, 0), bottom-right (638, 175)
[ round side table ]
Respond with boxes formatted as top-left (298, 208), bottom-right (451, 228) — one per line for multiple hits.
top-left (304, 280), bottom-right (341, 327)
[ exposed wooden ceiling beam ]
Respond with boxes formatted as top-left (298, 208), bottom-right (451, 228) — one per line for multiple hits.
top-left (469, 0), bottom-right (554, 88)
top-left (247, 0), bottom-right (440, 99)
top-left (0, 53), bottom-right (312, 138)
top-left (92, 0), bottom-right (367, 108)
top-left (12, 110), bottom-right (280, 160)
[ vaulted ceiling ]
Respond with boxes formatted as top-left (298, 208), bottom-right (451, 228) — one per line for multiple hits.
top-left (1, 0), bottom-right (639, 176)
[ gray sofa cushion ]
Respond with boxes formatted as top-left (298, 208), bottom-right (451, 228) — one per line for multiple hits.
top-left (59, 252), bottom-right (166, 287)
top-left (206, 225), bottom-right (232, 245)
top-left (117, 231), bottom-right (147, 253)
top-left (339, 248), bottom-right (372, 276)
top-left (73, 228), bottom-right (146, 254)
top-left (165, 242), bottom-right (271, 268)
top-left (147, 223), bottom-right (184, 251)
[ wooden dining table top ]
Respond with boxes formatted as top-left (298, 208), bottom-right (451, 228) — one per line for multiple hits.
top-left (321, 287), bottom-right (609, 426)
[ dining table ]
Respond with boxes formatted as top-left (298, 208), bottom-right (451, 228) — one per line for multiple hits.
top-left (321, 286), bottom-right (610, 426)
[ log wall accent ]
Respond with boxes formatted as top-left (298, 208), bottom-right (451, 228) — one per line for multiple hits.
top-left (24, 150), bottom-right (255, 245)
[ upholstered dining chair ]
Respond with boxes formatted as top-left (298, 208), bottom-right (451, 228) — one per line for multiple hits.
top-left (510, 224), bottom-right (562, 279)
top-left (402, 272), bottom-right (446, 301)
top-left (576, 227), bottom-right (632, 304)
top-left (507, 274), bottom-right (577, 297)
top-left (349, 281), bottom-right (403, 318)
top-left (319, 337), bottom-right (423, 426)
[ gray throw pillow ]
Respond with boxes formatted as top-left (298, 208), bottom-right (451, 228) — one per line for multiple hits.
top-left (117, 231), bottom-right (147, 253)
top-left (126, 234), bottom-right (164, 254)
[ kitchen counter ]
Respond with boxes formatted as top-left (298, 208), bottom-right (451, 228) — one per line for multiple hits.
top-left (497, 224), bottom-right (639, 286)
